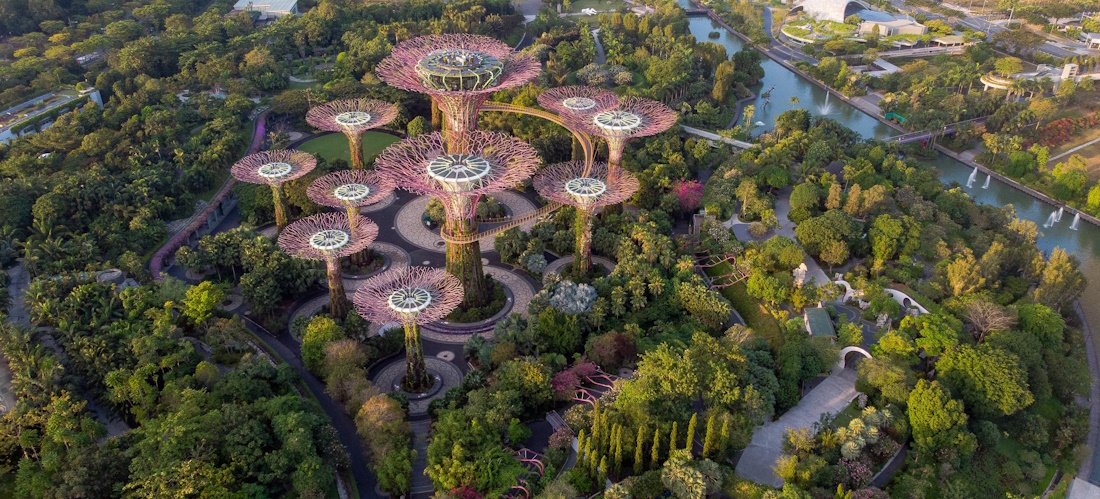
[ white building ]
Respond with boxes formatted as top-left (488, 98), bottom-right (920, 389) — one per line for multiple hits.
top-left (792, 0), bottom-right (871, 23)
top-left (232, 0), bottom-right (299, 19)
top-left (1078, 32), bottom-right (1100, 50)
top-left (857, 19), bottom-right (927, 37)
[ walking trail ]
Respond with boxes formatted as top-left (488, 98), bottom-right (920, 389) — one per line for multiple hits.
top-left (734, 368), bottom-right (858, 487)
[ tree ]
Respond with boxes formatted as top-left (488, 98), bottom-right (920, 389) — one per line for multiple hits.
top-left (661, 450), bottom-right (707, 499)
top-left (1016, 303), bottom-right (1064, 349)
top-left (945, 251), bottom-right (985, 297)
top-left (937, 344), bottom-right (1033, 418)
top-left (963, 299), bottom-right (1016, 343)
top-left (635, 425), bottom-right (647, 474)
top-left (685, 413), bottom-right (698, 455)
top-left (788, 184), bottom-right (820, 224)
top-left (301, 316), bottom-right (344, 373)
top-left (908, 380), bottom-right (977, 457)
top-left (1032, 247), bottom-right (1085, 312)
top-left (994, 56), bottom-right (1023, 77)
top-left (407, 116), bottom-right (428, 137)
top-left (182, 281), bottom-right (225, 327)
top-left (702, 413), bottom-right (718, 457)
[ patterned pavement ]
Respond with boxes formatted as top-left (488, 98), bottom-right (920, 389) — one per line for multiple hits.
top-left (543, 255), bottom-right (616, 283)
top-left (372, 357), bottom-right (464, 416)
top-left (393, 193), bottom-right (537, 252)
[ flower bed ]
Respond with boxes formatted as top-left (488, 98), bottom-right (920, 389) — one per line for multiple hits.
top-left (1037, 115), bottom-right (1100, 149)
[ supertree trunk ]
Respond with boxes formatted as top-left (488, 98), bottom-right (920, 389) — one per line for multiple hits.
top-left (606, 137), bottom-right (626, 173)
top-left (574, 209), bottom-right (593, 280)
top-left (436, 95), bottom-right (486, 143)
top-left (446, 217), bottom-right (489, 309)
top-left (271, 184), bottom-right (288, 231)
top-left (347, 132), bottom-right (365, 170)
top-left (345, 207), bottom-right (372, 268)
top-left (403, 322), bottom-right (431, 393)
top-left (326, 259), bottom-right (350, 319)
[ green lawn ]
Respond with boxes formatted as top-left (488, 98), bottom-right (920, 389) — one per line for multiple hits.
top-left (288, 80), bottom-right (321, 91)
top-left (567, 0), bottom-right (626, 13)
top-left (704, 263), bottom-right (784, 347)
top-left (296, 131), bottom-right (400, 166)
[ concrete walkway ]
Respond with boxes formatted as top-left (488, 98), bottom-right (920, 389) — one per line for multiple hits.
top-left (1050, 135), bottom-right (1100, 163)
top-left (734, 368), bottom-right (858, 487)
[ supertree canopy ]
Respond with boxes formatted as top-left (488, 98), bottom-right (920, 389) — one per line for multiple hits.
top-left (306, 99), bottom-right (399, 170)
top-left (231, 149), bottom-right (317, 231)
top-left (568, 96), bottom-right (678, 171)
top-left (533, 161), bottom-right (639, 279)
top-left (278, 212), bottom-right (379, 320)
top-left (307, 169), bottom-right (396, 230)
top-left (537, 86), bottom-right (619, 123)
top-left (376, 34), bottom-right (541, 139)
top-left (353, 266), bottom-right (462, 393)
top-left (375, 130), bottom-right (541, 308)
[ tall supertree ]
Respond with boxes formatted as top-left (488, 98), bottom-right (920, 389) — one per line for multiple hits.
top-left (376, 34), bottom-right (541, 140)
top-left (375, 130), bottom-right (540, 309)
top-left (533, 161), bottom-right (639, 279)
top-left (278, 212), bottom-right (379, 320)
top-left (306, 99), bottom-right (400, 170)
top-left (307, 169), bottom-right (396, 267)
top-left (537, 86), bottom-right (619, 167)
top-left (353, 266), bottom-right (462, 393)
top-left (567, 96), bottom-right (678, 172)
top-left (232, 150), bottom-right (317, 231)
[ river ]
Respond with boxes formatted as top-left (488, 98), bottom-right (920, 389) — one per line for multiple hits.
top-left (682, 13), bottom-right (1100, 326)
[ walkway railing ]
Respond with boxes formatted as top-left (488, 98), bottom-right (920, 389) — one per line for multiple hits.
top-left (439, 201), bottom-right (563, 244)
top-left (480, 101), bottom-right (594, 172)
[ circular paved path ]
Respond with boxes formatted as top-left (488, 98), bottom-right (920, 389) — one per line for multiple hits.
top-left (372, 357), bottom-right (464, 416)
top-left (543, 255), bottom-right (617, 283)
top-left (393, 193), bottom-right (537, 252)
top-left (287, 243), bottom-right (410, 337)
top-left (360, 192), bottom-right (397, 214)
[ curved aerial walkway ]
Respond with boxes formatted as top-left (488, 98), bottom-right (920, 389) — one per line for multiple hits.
top-left (433, 101), bottom-right (597, 245)
top-left (480, 101), bottom-right (594, 172)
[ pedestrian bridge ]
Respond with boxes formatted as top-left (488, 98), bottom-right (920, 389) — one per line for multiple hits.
top-left (680, 125), bottom-right (753, 149)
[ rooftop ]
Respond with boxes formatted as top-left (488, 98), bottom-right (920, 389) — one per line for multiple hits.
top-left (804, 308), bottom-right (836, 337)
top-left (233, 0), bottom-right (297, 12)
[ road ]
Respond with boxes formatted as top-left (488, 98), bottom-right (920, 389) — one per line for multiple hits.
top-left (886, 0), bottom-right (1089, 59)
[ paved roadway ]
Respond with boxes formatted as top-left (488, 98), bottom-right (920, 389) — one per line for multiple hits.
top-left (886, 0), bottom-right (1089, 59)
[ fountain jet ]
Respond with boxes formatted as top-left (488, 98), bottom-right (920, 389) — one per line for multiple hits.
top-left (966, 167), bottom-right (978, 188)
top-left (1044, 210), bottom-right (1058, 228)
top-left (1071, 212), bottom-right (1081, 231)
top-left (982, 174), bottom-right (990, 189)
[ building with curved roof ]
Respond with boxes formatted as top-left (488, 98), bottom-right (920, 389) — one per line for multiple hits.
top-left (792, 0), bottom-right (871, 22)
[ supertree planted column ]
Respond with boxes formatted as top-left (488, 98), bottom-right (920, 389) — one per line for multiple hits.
top-left (306, 99), bottom-right (399, 170)
top-left (533, 161), bottom-right (639, 279)
top-left (375, 130), bottom-right (540, 309)
top-left (307, 169), bottom-right (396, 267)
top-left (278, 212), bottom-right (379, 320)
top-left (232, 150), bottom-right (317, 231)
top-left (568, 96), bottom-right (678, 173)
top-left (376, 34), bottom-right (540, 141)
top-left (353, 266), bottom-right (462, 393)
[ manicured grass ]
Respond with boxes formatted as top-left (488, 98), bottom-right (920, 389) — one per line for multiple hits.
top-left (567, 0), bottom-right (626, 12)
top-left (297, 131), bottom-right (400, 166)
top-left (288, 80), bottom-right (321, 91)
top-left (704, 262), bottom-right (784, 347)
top-left (829, 398), bottom-right (861, 429)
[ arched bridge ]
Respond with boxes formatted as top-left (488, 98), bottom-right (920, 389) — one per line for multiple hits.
top-left (884, 116), bottom-right (988, 144)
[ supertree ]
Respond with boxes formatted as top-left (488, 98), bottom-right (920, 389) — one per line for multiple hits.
top-left (374, 130), bottom-right (540, 309)
top-left (376, 34), bottom-right (541, 140)
top-left (537, 86), bottom-right (619, 168)
top-left (567, 96), bottom-right (678, 172)
top-left (306, 99), bottom-right (399, 170)
top-left (231, 150), bottom-right (317, 231)
top-left (533, 161), bottom-right (639, 279)
top-left (353, 266), bottom-right (462, 393)
top-left (537, 85), bottom-right (619, 123)
top-left (278, 212), bottom-right (379, 320)
top-left (307, 169), bottom-right (396, 267)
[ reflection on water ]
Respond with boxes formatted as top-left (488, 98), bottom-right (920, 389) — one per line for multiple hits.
top-left (686, 17), bottom-right (894, 139)
top-left (679, 9), bottom-right (1100, 325)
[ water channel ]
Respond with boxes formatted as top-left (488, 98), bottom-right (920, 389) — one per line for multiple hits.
top-left (681, 12), bottom-right (1100, 325)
